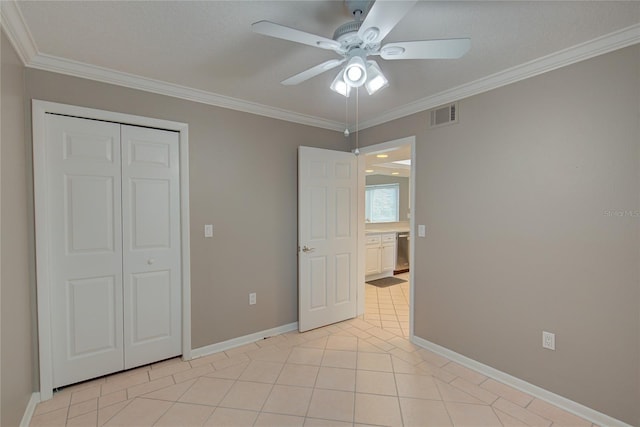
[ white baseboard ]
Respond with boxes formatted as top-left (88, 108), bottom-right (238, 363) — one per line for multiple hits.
top-left (411, 336), bottom-right (632, 427)
top-left (20, 392), bottom-right (40, 427)
top-left (190, 322), bottom-right (298, 359)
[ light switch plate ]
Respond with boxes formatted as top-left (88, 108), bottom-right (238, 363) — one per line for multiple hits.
top-left (204, 224), bottom-right (213, 238)
top-left (418, 224), bottom-right (426, 237)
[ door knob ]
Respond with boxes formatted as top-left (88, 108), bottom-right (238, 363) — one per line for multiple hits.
top-left (147, 258), bottom-right (155, 265)
top-left (302, 246), bottom-right (315, 253)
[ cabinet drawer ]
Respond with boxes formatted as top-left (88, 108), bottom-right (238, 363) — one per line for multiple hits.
top-left (366, 235), bottom-right (381, 245)
top-left (381, 233), bottom-right (396, 243)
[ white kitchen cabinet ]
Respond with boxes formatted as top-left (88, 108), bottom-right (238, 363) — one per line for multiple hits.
top-left (365, 235), bottom-right (382, 275)
top-left (365, 233), bottom-right (396, 279)
top-left (380, 237), bottom-right (396, 274)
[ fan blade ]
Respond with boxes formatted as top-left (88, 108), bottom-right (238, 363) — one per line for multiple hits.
top-left (357, 0), bottom-right (417, 44)
top-left (281, 58), bottom-right (346, 86)
top-left (380, 39), bottom-right (471, 60)
top-left (252, 21), bottom-right (342, 52)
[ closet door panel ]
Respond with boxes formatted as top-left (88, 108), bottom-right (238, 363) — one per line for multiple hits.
top-left (129, 178), bottom-right (171, 249)
top-left (130, 270), bottom-right (172, 342)
top-left (121, 125), bottom-right (182, 368)
top-left (47, 114), bottom-right (124, 388)
top-left (66, 175), bottom-right (115, 252)
top-left (66, 276), bottom-right (118, 356)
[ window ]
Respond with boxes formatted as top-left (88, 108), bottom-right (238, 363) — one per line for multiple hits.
top-left (365, 183), bottom-right (399, 223)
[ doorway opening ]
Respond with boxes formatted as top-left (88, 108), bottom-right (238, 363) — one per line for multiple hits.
top-left (357, 136), bottom-right (415, 339)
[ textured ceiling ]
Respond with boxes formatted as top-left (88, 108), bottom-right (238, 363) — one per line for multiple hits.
top-left (15, 1), bottom-right (640, 127)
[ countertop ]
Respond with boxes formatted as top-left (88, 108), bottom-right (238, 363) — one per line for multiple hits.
top-left (366, 227), bottom-right (410, 234)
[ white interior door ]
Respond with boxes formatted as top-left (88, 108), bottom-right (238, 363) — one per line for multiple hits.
top-left (47, 114), bottom-right (125, 388)
top-left (298, 146), bottom-right (357, 332)
top-left (121, 125), bottom-right (182, 368)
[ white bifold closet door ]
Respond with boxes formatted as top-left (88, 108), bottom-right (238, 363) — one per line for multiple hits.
top-left (47, 114), bottom-right (181, 388)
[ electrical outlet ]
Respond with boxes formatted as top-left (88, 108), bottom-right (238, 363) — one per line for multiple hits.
top-left (542, 331), bottom-right (555, 350)
top-left (418, 224), bottom-right (426, 237)
top-left (204, 224), bottom-right (213, 238)
top-left (249, 293), bottom-right (256, 305)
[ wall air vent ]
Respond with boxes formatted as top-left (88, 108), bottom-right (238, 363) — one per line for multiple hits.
top-left (429, 103), bottom-right (458, 128)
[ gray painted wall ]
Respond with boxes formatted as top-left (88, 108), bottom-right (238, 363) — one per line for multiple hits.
top-left (357, 45), bottom-right (640, 425)
top-left (1, 31), bottom-right (36, 427)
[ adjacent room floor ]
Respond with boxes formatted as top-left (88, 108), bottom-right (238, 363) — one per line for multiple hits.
top-left (30, 316), bottom-right (594, 426)
top-left (363, 272), bottom-right (410, 337)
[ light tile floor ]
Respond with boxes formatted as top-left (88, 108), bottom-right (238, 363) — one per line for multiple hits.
top-left (364, 273), bottom-right (410, 337)
top-left (30, 316), bottom-right (596, 427)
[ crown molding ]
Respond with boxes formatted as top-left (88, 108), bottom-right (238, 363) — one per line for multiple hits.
top-left (359, 23), bottom-right (640, 130)
top-left (27, 53), bottom-right (345, 131)
top-left (2, 0), bottom-right (638, 132)
top-left (0, 0), bottom-right (38, 64)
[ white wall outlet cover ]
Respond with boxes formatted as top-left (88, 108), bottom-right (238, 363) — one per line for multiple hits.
top-left (542, 331), bottom-right (555, 350)
top-left (249, 293), bottom-right (256, 305)
top-left (418, 224), bottom-right (426, 237)
top-left (204, 224), bottom-right (213, 237)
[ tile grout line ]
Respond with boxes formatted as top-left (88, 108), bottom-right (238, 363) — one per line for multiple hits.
top-left (253, 354), bottom-right (290, 422)
top-left (390, 348), bottom-right (405, 427)
top-left (490, 406), bottom-right (509, 427)
top-left (301, 343), bottom-right (324, 422)
top-left (97, 398), bottom-right (134, 427)
top-left (148, 399), bottom-right (176, 427)
top-left (352, 337), bottom-right (359, 425)
top-left (214, 359), bottom-right (248, 421)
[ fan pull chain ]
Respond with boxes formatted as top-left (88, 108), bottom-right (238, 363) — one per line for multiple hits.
top-left (344, 89), bottom-right (350, 138)
top-left (355, 86), bottom-right (359, 155)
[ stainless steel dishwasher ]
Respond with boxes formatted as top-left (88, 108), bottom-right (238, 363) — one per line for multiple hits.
top-left (395, 232), bottom-right (410, 273)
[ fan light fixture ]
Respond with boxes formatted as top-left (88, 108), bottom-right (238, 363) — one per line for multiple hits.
top-left (364, 61), bottom-right (389, 95)
top-left (330, 58), bottom-right (388, 97)
top-left (343, 52), bottom-right (367, 87)
top-left (330, 72), bottom-right (352, 97)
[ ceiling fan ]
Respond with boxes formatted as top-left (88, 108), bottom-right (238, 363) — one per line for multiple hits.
top-left (252, 0), bottom-right (470, 97)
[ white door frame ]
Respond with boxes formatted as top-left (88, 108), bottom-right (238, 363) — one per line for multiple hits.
top-left (32, 100), bottom-right (192, 400)
top-left (356, 136), bottom-right (416, 338)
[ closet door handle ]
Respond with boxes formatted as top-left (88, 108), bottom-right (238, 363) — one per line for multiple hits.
top-left (147, 258), bottom-right (156, 265)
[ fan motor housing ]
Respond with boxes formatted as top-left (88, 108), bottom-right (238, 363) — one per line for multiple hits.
top-left (333, 20), bottom-right (363, 50)
top-left (333, 21), bottom-right (361, 41)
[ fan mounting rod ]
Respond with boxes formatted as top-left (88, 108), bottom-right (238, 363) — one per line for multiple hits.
top-left (346, 0), bottom-right (372, 20)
